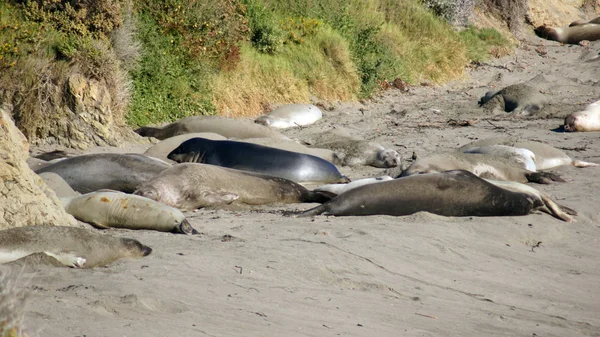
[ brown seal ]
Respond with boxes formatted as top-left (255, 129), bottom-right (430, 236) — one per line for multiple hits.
top-left (535, 24), bottom-right (600, 44)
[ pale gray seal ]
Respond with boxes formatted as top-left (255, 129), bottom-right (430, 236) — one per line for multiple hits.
top-left (254, 104), bottom-right (323, 129)
top-left (314, 176), bottom-right (393, 196)
top-left (478, 83), bottom-right (548, 115)
top-left (535, 24), bottom-right (600, 44)
top-left (458, 137), bottom-right (599, 169)
top-left (35, 153), bottom-right (171, 193)
top-left (400, 152), bottom-right (563, 184)
top-left (135, 116), bottom-right (289, 140)
top-left (0, 226), bottom-right (152, 268)
top-left (308, 139), bottom-right (401, 168)
top-left (144, 132), bottom-right (227, 162)
top-left (61, 190), bottom-right (196, 234)
top-left (564, 100), bottom-right (600, 132)
top-left (298, 170), bottom-right (564, 220)
top-left (569, 17), bottom-right (600, 27)
top-left (462, 145), bottom-right (537, 171)
top-left (134, 163), bottom-right (334, 210)
top-left (37, 172), bottom-right (79, 198)
top-left (167, 138), bottom-right (348, 184)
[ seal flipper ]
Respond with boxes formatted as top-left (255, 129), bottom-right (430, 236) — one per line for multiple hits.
top-left (175, 219), bottom-right (199, 235)
top-left (572, 160), bottom-right (600, 168)
top-left (200, 191), bottom-right (239, 205)
top-left (302, 191), bottom-right (337, 203)
top-left (44, 252), bottom-right (87, 268)
top-left (525, 172), bottom-right (566, 184)
top-left (296, 204), bottom-right (329, 217)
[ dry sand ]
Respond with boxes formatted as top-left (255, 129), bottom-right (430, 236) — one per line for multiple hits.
top-left (4, 33), bottom-right (600, 337)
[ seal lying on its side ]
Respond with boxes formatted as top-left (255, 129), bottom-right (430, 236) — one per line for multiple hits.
top-left (135, 116), bottom-right (289, 140)
top-left (61, 190), bottom-right (197, 234)
top-left (478, 84), bottom-right (548, 116)
top-left (239, 138), bottom-right (341, 165)
top-left (535, 24), bottom-right (600, 44)
top-left (0, 226), bottom-right (152, 268)
top-left (168, 138), bottom-right (348, 184)
top-left (400, 152), bottom-right (564, 184)
top-left (458, 137), bottom-right (599, 169)
top-left (569, 17), bottom-right (600, 27)
top-left (35, 153), bottom-right (171, 193)
top-left (564, 100), bottom-right (600, 132)
top-left (254, 104), bottom-right (323, 129)
top-left (298, 170), bottom-right (561, 220)
top-left (134, 163), bottom-right (334, 210)
top-left (463, 145), bottom-right (537, 171)
top-left (314, 176), bottom-right (393, 196)
top-left (144, 132), bottom-right (227, 162)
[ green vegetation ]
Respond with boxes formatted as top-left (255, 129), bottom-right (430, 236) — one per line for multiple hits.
top-left (0, 0), bottom-right (513, 131)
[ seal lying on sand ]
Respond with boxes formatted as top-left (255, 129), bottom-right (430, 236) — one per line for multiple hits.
top-left (458, 137), bottom-right (599, 169)
top-left (135, 116), bottom-right (288, 140)
top-left (61, 190), bottom-right (196, 234)
top-left (254, 104), bottom-right (323, 129)
top-left (0, 226), bottom-right (152, 268)
top-left (35, 153), bottom-right (171, 193)
top-left (564, 100), bottom-right (600, 132)
top-left (463, 145), bottom-right (537, 171)
top-left (400, 152), bottom-right (564, 184)
top-left (134, 163), bottom-right (334, 210)
top-left (479, 84), bottom-right (548, 115)
top-left (298, 170), bottom-right (567, 220)
top-left (308, 139), bottom-right (401, 168)
top-left (144, 132), bottom-right (227, 162)
top-left (168, 138), bottom-right (348, 184)
top-left (535, 24), bottom-right (600, 44)
top-left (37, 172), bottom-right (79, 198)
top-left (314, 176), bottom-right (393, 196)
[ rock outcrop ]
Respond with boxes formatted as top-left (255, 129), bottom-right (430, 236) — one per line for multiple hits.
top-left (0, 106), bottom-right (77, 229)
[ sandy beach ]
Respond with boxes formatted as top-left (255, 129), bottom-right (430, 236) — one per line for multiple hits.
top-left (5, 33), bottom-right (600, 337)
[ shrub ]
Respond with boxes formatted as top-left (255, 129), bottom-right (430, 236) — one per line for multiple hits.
top-left (421, 0), bottom-right (475, 27)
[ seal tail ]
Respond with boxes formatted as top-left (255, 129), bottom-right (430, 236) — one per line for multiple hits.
top-left (572, 160), bottom-right (600, 168)
top-left (296, 204), bottom-right (328, 217)
top-left (303, 191), bottom-right (337, 203)
top-left (135, 126), bottom-right (160, 137)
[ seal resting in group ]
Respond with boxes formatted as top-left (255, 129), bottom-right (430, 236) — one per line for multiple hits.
top-left (61, 190), bottom-right (197, 234)
top-left (167, 138), bottom-right (348, 184)
top-left (569, 16), bottom-right (600, 27)
top-left (135, 116), bottom-right (289, 140)
top-left (134, 163), bottom-right (334, 210)
top-left (458, 137), bottom-right (599, 169)
top-left (306, 139), bottom-right (401, 168)
top-left (564, 100), bottom-right (600, 132)
top-left (35, 153), bottom-right (171, 193)
top-left (478, 83), bottom-right (548, 115)
top-left (298, 170), bottom-right (567, 220)
top-left (239, 138), bottom-right (341, 165)
top-left (535, 23), bottom-right (600, 44)
top-left (400, 152), bottom-right (564, 184)
top-left (254, 104), bottom-right (323, 129)
top-left (0, 226), bottom-right (152, 268)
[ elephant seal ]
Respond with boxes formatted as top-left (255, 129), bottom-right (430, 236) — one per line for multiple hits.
top-left (400, 152), bottom-right (564, 184)
top-left (484, 179), bottom-right (576, 222)
top-left (167, 138), bottom-right (348, 184)
top-left (564, 100), bottom-right (600, 132)
top-left (33, 150), bottom-right (73, 161)
top-left (478, 84), bottom-right (547, 115)
top-left (308, 139), bottom-right (401, 168)
top-left (314, 176), bottom-right (393, 196)
top-left (298, 170), bottom-right (551, 219)
top-left (458, 137), bottom-right (599, 169)
top-left (61, 190), bottom-right (196, 234)
top-left (35, 153), bottom-right (171, 193)
top-left (135, 116), bottom-right (289, 140)
top-left (0, 226), bottom-right (152, 268)
top-left (254, 104), bottom-right (323, 129)
top-left (462, 145), bottom-right (537, 171)
top-left (535, 24), bottom-right (600, 44)
top-left (239, 138), bottom-right (341, 165)
top-left (134, 163), bottom-right (334, 210)
top-left (144, 132), bottom-right (227, 162)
